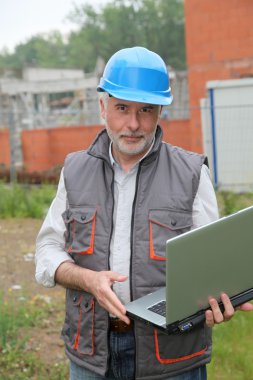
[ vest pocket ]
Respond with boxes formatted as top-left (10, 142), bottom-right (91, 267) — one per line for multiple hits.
top-left (149, 209), bottom-right (192, 260)
top-left (62, 208), bottom-right (96, 254)
top-left (154, 326), bottom-right (207, 364)
top-left (63, 290), bottom-right (95, 356)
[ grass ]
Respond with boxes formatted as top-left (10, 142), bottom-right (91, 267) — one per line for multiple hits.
top-left (0, 292), bottom-right (68, 380)
top-left (208, 309), bottom-right (253, 379)
top-left (0, 182), bottom-right (56, 218)
top-left (217, 191), bottom-right (253, 216)
top-left (0, 292), bottom-right (45, 348)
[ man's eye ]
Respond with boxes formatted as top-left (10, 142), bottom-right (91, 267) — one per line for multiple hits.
top-left (116, 105), bottom-right (127, 111)
top-left (140, 107), bottom-right (152, 113)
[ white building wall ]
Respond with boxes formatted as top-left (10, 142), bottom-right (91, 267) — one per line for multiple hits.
top-left (201, 78), bottom-right (253, 192)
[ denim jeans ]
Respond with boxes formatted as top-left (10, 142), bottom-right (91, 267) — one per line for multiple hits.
top-left (69, 330), bottom-right (207, 380)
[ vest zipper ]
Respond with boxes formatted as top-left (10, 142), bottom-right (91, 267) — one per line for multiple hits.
top-left (106, 164), bottom-right (115, 376)
top-left (130, 163), bottom-right (142, 300)
top-left (130, 163), bottom-right (142, 379)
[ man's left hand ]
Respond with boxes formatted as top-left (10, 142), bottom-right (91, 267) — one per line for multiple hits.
top-left (205, 292), bottom-right (253, 328)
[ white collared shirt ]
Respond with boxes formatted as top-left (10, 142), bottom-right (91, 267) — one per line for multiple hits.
top-left (35, 148), bottom-right (219, 305)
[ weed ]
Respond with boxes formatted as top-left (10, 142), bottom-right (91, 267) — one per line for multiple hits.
top-left (0, 183), bottom-right (56, 218)
top-left (208, 308), bottom-right (253, 379)
top-left (0, 292), bottom-right (47, 350)
top-left (217, 191), bottom-right (253, 216)
top-left (0, 292), bottom-right (68, 379)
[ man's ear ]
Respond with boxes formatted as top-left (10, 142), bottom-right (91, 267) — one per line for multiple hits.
top-left (157, 105), bottom-right (163, 120)
top-left (100, 98), bottom-right (106, 119)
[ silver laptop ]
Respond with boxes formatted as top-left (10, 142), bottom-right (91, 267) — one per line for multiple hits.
top-left (126, 206), bottom-right (253, 334)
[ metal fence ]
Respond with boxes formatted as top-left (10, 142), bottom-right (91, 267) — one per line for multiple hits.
top-left (201, 103), bottom-right (253, 192)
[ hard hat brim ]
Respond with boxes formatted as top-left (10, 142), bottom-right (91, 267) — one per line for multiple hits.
top-left (97, 87), bottom-right (173, 106)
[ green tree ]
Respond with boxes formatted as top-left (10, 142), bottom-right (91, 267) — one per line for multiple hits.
top-left (68, 0), bottom-right (185, 70)
top-left (0, 0), bottom-right (185, 71)
top-left (0, 32), bottom-right (69, 69)
top-left (67, 5), bottom-right (104, 71)
top-left (138, 0), bottom-right (185, 68)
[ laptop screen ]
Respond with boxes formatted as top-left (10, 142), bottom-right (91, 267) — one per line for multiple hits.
top-left (165, 206), bottom-right (253, 324)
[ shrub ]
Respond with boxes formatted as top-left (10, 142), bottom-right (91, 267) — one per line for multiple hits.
top-left (0, 183), bottom-right (56, 218)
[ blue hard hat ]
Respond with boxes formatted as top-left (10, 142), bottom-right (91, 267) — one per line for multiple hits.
top-left (97, 46), bottom-right (173, 106)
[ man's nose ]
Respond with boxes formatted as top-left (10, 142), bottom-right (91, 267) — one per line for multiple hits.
top-left (127, 111), bottom-right (140, 131)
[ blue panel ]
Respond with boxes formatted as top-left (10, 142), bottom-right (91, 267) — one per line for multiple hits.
top-left (209, 88), bottom-right (218, 189)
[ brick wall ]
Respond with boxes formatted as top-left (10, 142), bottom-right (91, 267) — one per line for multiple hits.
top-left (184, 0), bottom-right (253, 152)
top-left (1, 121), bottom-right (191, 173)
top-left (21, 121), bottom-right (191, 172)
top-left (22, 125), bottom-right (103, 172)
top-left (0, 129), bottom-right (10, 166)
top-left (160, 119), bottom-right (191, 150)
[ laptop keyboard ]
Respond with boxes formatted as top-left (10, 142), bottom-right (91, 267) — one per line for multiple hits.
top-left (148, 300), bottom-right (166, 317)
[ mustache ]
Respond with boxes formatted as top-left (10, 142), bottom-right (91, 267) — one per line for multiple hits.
top-left (120, 132), bottom-right (144, 138)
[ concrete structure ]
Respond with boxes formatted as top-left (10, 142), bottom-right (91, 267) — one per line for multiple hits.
top-left (0, 67), bottom-right (101, 173)
top-left (0, 67), bottom-right (100, 129)
top-left (161, 70), bottom-right (189, 120)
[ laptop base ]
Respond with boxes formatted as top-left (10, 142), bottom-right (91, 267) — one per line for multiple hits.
top-left (126, 288), bottom-right (253, 335)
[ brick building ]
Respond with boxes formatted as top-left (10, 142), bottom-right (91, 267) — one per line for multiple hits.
top-left (184, 0), bottom-right (253, 152)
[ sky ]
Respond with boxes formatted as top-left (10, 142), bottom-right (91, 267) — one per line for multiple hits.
top-left (0, 0), bottom-right (109, 52)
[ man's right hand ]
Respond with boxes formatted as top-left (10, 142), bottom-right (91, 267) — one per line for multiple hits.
top-left (55, 262), bottom-right (130, 324)
top-left (86, 270), bottom-right (130, 324)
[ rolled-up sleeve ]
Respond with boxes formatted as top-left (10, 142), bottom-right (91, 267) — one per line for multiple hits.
top-left (192, 164), bottom-right (219, 228)
top-left (35, 168), bottom-right (74, 287)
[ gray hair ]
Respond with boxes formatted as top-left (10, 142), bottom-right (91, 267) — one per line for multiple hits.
top-left (99, 92), bottom-right (110, 109)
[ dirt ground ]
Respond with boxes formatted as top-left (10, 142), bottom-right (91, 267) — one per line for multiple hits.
top-left (0, 218), bottom-right (67, 367)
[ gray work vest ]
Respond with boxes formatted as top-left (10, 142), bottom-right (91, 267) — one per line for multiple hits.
top-left (61, 127), bottom-right (212, 379)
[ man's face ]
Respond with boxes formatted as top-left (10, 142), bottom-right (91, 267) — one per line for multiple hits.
top-left (100, 96), bottom-right (161, 161)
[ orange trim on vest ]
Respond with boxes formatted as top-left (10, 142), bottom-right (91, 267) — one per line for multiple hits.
top-left (82, 214), bottom-right (96, 254)
top-left (68, 213), bottom-right (96, 255)
top-left (73, 295), bottom-right (83, 350)
top-left (149, 222), bottom-right (166, 261)
top-left (73, 299), bottom-right (95, 356)
top-left (149, 218), bottom-right (173, 230)
top-left (154, 330), bottom-right (207, 364)
top-left (73, 306), bottom-right (82, 350)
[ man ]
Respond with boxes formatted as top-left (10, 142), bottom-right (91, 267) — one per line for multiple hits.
top-left (35, 47), bottom-right (252, 380)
